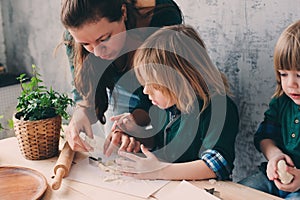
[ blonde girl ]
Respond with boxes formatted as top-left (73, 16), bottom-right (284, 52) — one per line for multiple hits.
top-left (115, 25), bottom-right (239, 180)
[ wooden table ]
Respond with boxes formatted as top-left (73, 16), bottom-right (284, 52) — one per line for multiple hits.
top-left (0, 137), bottom-right (283, 200)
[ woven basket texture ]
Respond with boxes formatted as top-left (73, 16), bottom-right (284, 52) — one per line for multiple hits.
top-left (13, 114), bottom-right (61, 160)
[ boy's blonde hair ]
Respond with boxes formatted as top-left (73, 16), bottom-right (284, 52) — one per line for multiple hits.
top-left (273, 20), bottom-right (300, 97)
top-left (133, 25), bottom-right (230, 113)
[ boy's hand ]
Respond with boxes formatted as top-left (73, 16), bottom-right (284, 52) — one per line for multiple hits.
top-left (274, 167), bottom-right (300, 192)
top-left (266, 154), bottom-right (294, 181)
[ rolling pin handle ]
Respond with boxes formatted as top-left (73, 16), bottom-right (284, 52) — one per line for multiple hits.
top-left (51, 167), bottom-right (66, 190)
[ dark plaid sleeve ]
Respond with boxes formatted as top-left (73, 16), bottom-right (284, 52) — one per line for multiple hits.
top-left (254, 97), bottom-right (282, 152)
top-left (254, 121), bottom-right (281, 152)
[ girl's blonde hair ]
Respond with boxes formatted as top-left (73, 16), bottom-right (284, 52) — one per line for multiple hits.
top-left (133, 24), bottom-right (230, 113)
top-left (273, 20), bottom-right (300, 97)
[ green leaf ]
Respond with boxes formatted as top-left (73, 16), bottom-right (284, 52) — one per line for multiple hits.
top-left (8, 119), bottom-right (14, 129)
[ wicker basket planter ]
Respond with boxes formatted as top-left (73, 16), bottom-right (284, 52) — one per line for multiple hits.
top-left (13, 113), bottom-right (62, 160)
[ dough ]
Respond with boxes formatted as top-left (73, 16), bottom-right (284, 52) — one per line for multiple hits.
top-left (277, 160), bottom-right (294, 184)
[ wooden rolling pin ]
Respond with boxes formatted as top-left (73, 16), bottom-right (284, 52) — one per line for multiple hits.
top-left (51, 142), bottom-right (75, 190)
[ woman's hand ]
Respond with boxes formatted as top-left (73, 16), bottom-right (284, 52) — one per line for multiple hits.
top-left (110, 113), bottom-right (144, 136)
top-left (116, 144), bottom-right (168, 179)
top-left (274, 167), bottom-right (300, 192)
top-left (64, 106), bottom-right (94, 152)
top-left (103, 129), bottom-right (141, 157)
top-left (110, 113), bottom-right (133, 132)
top-left (266, 153), bottom-right (294, 181)
top-left (110, 109), bottom-right (151, 137)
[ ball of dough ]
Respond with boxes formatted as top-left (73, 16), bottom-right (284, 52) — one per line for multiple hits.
top-left (277, 160), bottom-right (294, 184)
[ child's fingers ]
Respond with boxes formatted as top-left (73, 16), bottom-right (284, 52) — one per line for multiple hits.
top-left (119, 134), bottom-right (130, 151)
top-left (126, 137), bottom-right (136, 152)
top-left (115, 157), bottom-right (136, 173)
top-left (104, 142), bottom-right (114, 157)
top-left (104, 131), bottom-right (121, 156)
top-left (140, 144), bottom-right (153, 158)
top-left (103, 132), bottom-right (114, 154)
top-left (118, 150), bottom-right (140, 162)
top-left (266, 167), bottom-right (278, 180)
top-left (286, 165), bottom-right (297, 175)
top-left (133, 141), bottom-right (141, 153)
top-left (284, 156), bottom-right (295, 167)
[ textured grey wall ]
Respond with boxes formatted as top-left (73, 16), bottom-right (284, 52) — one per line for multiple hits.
top-left (1, 0), bottom-right (72, 93)
top-left (1, 0), bottom-right (300, 181)
top-left (0, 2), bottom-right (6, 67)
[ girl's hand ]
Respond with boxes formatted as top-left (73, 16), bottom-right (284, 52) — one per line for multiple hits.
top-left (103, 130), bottom-right (141, 157)
top-left (116, 144), bottom-right (168, 179)
top-left (65, 106), bottom-right (94, 152)
top-left (274, 167), bottom-right (300, 192)
top-left (266, 154), bottom-right (294, 181)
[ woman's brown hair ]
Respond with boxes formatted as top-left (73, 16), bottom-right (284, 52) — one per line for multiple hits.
top-left (60, 0), bottom-right (182, 123)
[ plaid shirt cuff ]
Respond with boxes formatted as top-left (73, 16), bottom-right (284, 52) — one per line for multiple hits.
top-left (201, 149), bottom-right (231, 180)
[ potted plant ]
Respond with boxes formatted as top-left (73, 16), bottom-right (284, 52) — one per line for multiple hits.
top-left (13, 64), bottom-right (74, 160)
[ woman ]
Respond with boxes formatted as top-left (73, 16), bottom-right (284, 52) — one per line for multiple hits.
top-left (60, 0), bottom-right (183, 151)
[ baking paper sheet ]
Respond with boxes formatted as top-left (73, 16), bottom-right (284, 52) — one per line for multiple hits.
top-left (67, 121), bottom-right (170, 198)
top-left (159, 180), bottom-right (221, 200)
top-left (67, 157), bottom-right (169, 198)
